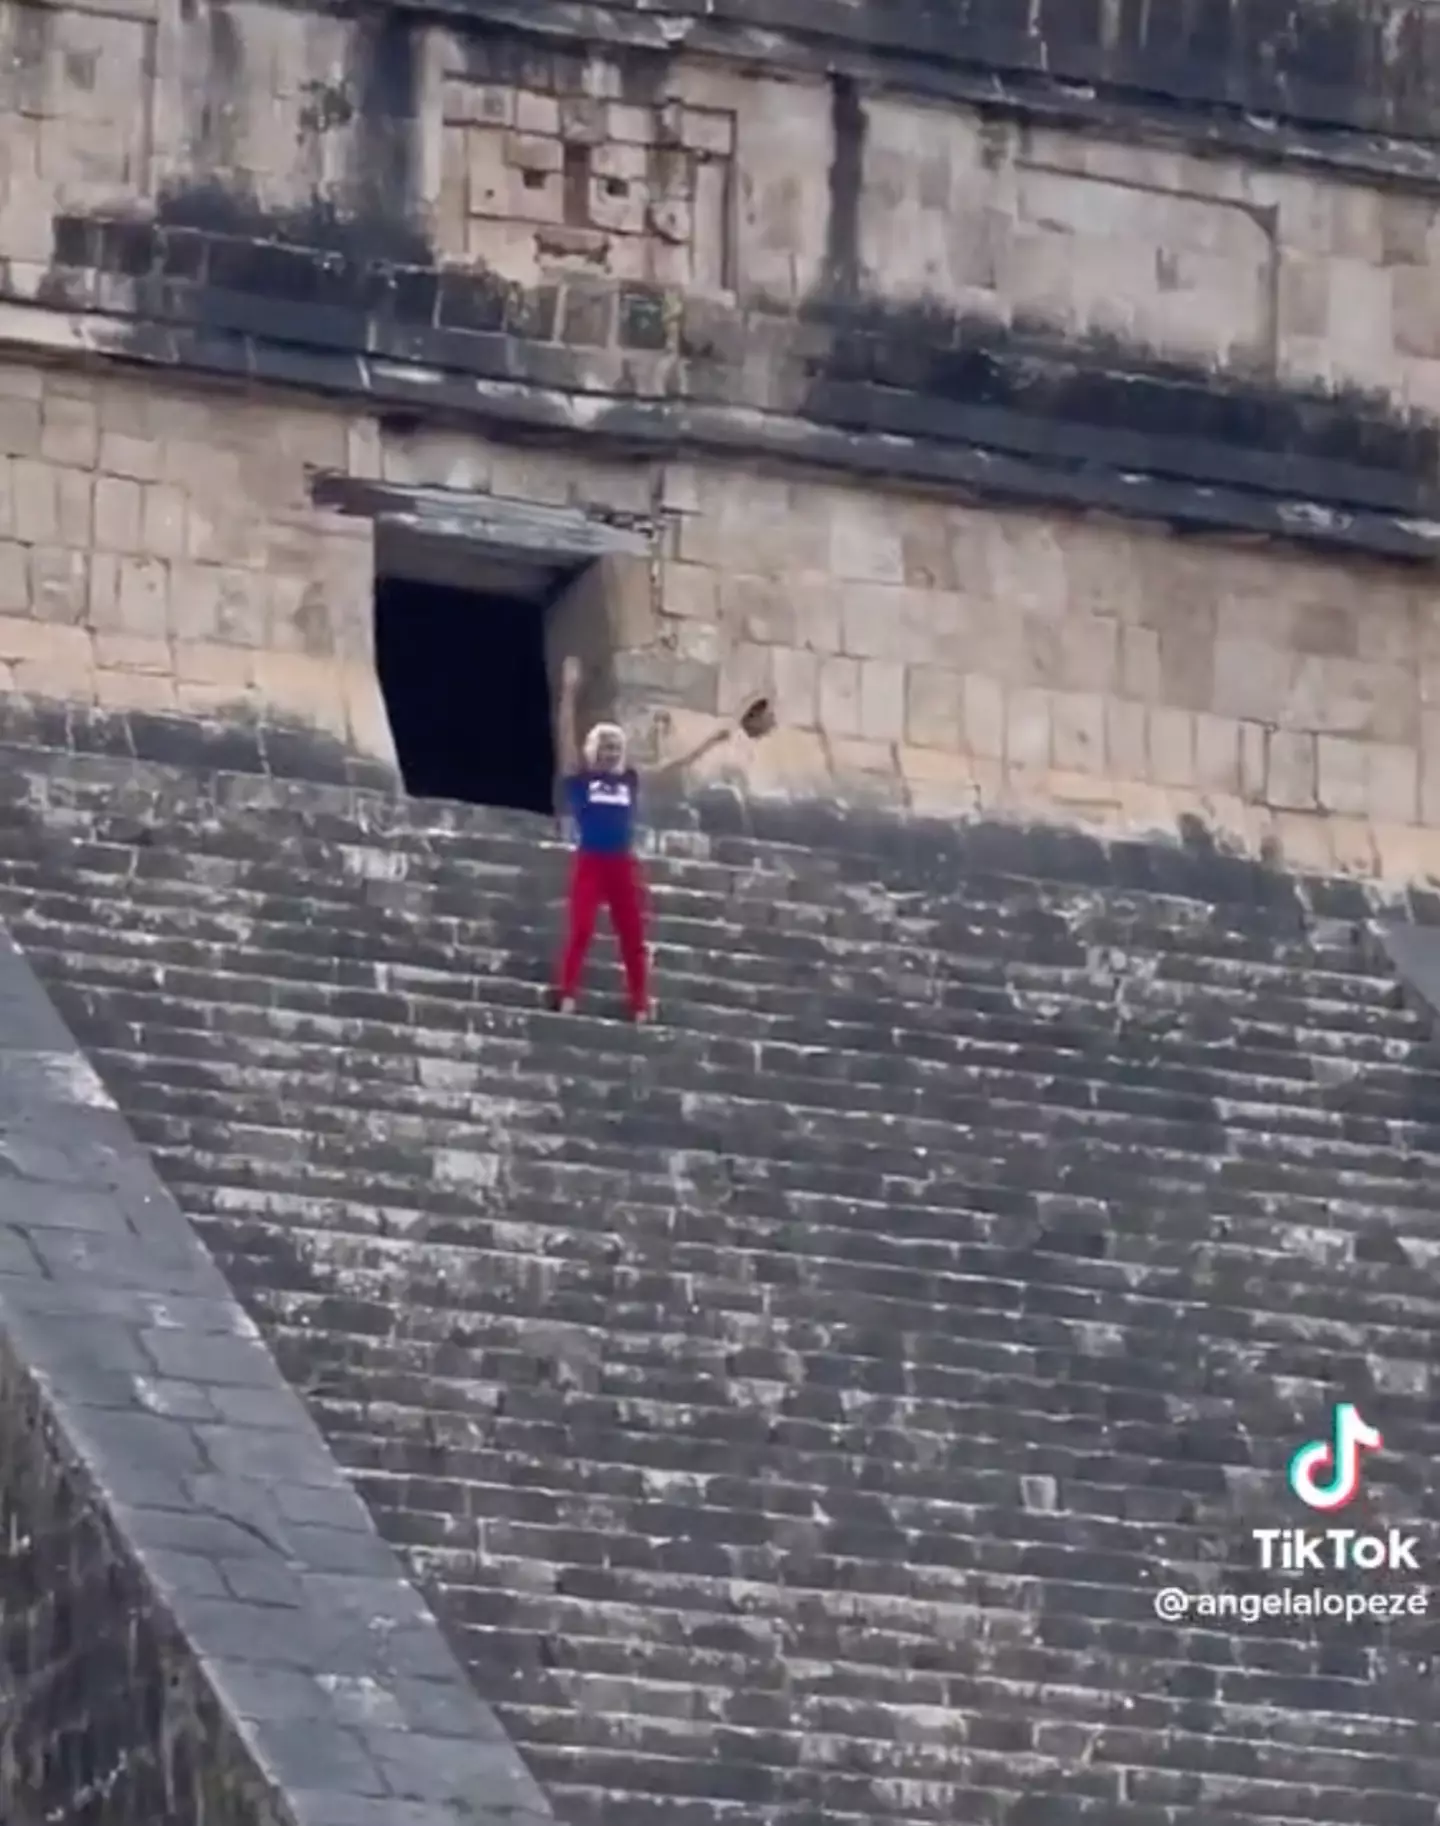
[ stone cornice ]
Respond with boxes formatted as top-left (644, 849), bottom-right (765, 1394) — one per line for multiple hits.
top-left (381, 0), bottom-right (1440, 190)
top-left (6, 287), bottom-right (1439, 567)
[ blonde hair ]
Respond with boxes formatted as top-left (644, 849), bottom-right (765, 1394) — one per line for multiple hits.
top-left (583, 722), bottom-right (627, 766)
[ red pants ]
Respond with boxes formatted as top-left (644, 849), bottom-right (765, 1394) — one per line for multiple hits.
top-left (555, 851), bottom-right (648, 1012)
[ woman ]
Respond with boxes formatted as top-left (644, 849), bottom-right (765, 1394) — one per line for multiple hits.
top-left (547, 656), bottom-right (771, 1021)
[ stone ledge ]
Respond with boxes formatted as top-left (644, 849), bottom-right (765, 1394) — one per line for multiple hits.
top-left (12, 283), bottom-right (1440, 567)
top-left (0, 926), bottom-right (551, 1826)
top-left (1372, 919), bottom-right (1440, 1039)
top-left (380, 0), bottom-right (1440, 176)
top-left (0, 695), bottom-right (397, 795)
top-left (0, 705), bottom-right (1404, 926)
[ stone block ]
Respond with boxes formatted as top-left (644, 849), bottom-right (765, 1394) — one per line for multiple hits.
top-left (897, 743), bottom-right (997, 815)
top-left (56, 470), bottom-right (94, 548)
top-left (141, 484), bottom-right (187, 559)
top-left (344, 661), bottom-right (400, 768)
top-left (661, 561), bottom-right (717, 622)
top-left (1194, 713), bottom-right (1242, 793)
top-left (818, 655), bottom-right (861, 738)
top-left (1316, 733), bottom-right (1370, 816)
top-left (0, 543), bottom-right (28, 612)
top-left (962, 672), bottom-right (1005, 760)
top-left (12, 459), bottom-right (59, 544)
top-left (1392, 267), bottom-right (1440, 359)
top-left (112, 556), bottom-right (169, 638)
top-left (1148, 707), bottom-right (1196, 786)
top-left (597, 553), bottom-right (658, 649)
top-left (1105, 698), bottom-right (1148, 779)
top-left (1277, 258), bottom-right (1330, 340)
top-left (345, 418), bottom-right (382, 481)
top-left (1211, 639), bottom-right (1292, 722)
top-left (94, 667), bottom-right (178, 711)
top-left (1239, 720), bottom-right (1268, 800)
top-left (1054, 617), bottom-right (1120, 694)
top-left (739, 720), bottom-right (830, 797)
top-left (1266, 728), bottom-right (1318, 809)
top-left (29, 548), bottom-right (88, 625)
top-left (770, 646), bottom-right (818, 727)
top-left (828, 736), bottom-right (903, 792)
top-left (905, 665), bottom-right (964, 749)
top-left (1376, 820), bottom-right (1440, 881)
top-left (1369, 743), bottom-right (1419, 825)
top-left (174, 642), bottom-right (257, 688)
top-left (718, 575), bottom-right (795, 647)
top-left (840, 585), bottom-right (925, 663)
top-left (173, 678), bottom-right (251, 716)
top-left (0, 395), bottom-right (42, 457)
top-left (518, 92), bottom-right (563, 136)
top-left (612, 649), bottom-right (716, 714)
top-left (858, 659), bottom-right (905, 743)
top-left (99, 431), bottom-right (164, 483)
top-left (899, 511), bottom-right (958, 591)
top-left (720, 640), bottom-right (775, 715)
top-left (609, 104), bottom-right (655, 145)
top-left (788, 578), bottom-right (843, 655)
top-left (93, 633), bottom-right (172, 674)
top-left (252, 652), bottom-right (351, 741)
top-left (829, 502), bottom-right (906, 585)
top-left (671, 616), bottom-right (721, 666)
top-left (40, 395), bottom-right (99, 469)
top-left (1050, 691), bottom-right (1105, 773)
top-left (0, 177), bottom-right (56, 263)
top-left (12, 652), bottom-right (97, 700)
top-left (1004, 687), bottom-right (1051, 769)
top-left (93, 475), bottom-right (143, 553)
top-left (0, 618), bottom-right (91, 667)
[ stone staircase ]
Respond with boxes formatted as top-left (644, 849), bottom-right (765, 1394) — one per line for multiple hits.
top-left (2, 741), bottom-right (1440, 1826)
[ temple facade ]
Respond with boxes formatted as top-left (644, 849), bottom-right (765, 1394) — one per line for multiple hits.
top-left (0, 0), bottom-right (1437, 864)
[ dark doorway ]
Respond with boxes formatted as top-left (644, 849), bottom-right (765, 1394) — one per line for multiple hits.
top-left (374, 575), bottom-right (556, 812)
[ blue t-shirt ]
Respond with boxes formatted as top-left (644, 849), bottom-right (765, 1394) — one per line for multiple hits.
top-left (567, 769), bottom-right (638, 855)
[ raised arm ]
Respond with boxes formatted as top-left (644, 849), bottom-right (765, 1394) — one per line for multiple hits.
top-left (643, 722), bottom-right (733, 784)
top-left (556, 654), bottom-right (582, 776)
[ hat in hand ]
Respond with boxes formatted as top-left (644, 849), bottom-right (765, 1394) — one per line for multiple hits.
top-left (739, 695), bottom-right (776, 739)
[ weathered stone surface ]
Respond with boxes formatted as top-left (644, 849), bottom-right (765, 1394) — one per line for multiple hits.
top-left (4, 0), bottom-right (1440, 561)
top-left (1, 742), bottom-right (1439, 1824)
top-left (0, 926), bottom-right (555, 1825)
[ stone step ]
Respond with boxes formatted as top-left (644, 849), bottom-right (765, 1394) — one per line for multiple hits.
top-left (0, 865), bottom-right (1402, 1012)
top-left (0, 747), bottom-right (1390, 918)
top-left (69, 981), bottom-right (1422, 1137)
top-left (61, 983), bottom-right (1440, 1121)
top-left (128, 1093), bottom-right (1440, 1232)
top-left (0, 761), bottom-right (1381, 921)
top-left (215, 1278), bottom-right (1434, 1484)
top-left (84, 1035), bottom-right (1440, 1178)
top-left (82, 1028), bottom-right (1440, 1148)
top-left (0, 824), bottom-right (1391, 995)
top-left (188, 1201), bottom-right (1430, 1357)
top-left (171, 1174), bottom-right (1432, 1289)
top-left (80, 1015), bottom-right (1440, 1127)
top-left (18, 923), bottom-right (1427, 1071)
top-left (109, 1066), bottom-right (1438, 1227)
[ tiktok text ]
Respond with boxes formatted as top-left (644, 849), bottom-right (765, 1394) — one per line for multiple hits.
top-left (1252, 1526), bottom-right (1419, 1574)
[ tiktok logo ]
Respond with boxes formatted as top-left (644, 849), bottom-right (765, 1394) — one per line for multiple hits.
top-left (1287, 1404), bottom-right (1383, 1512)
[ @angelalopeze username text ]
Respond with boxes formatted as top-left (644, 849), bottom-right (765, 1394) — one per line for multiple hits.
top-left (1154, 1585), bottom-right (1429, 1624)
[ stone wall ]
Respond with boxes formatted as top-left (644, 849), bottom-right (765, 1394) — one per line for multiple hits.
top-left (0, 358), bottom-right (391, 772)
top-left (0, 0), bottom-right (1439, 873)
top-left (0, 1335), bottom-right (284, 1826)
top-left (0, 922), bottom-right (552, 1824)
top-left (5, 347), bottom-right (1440, 879)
